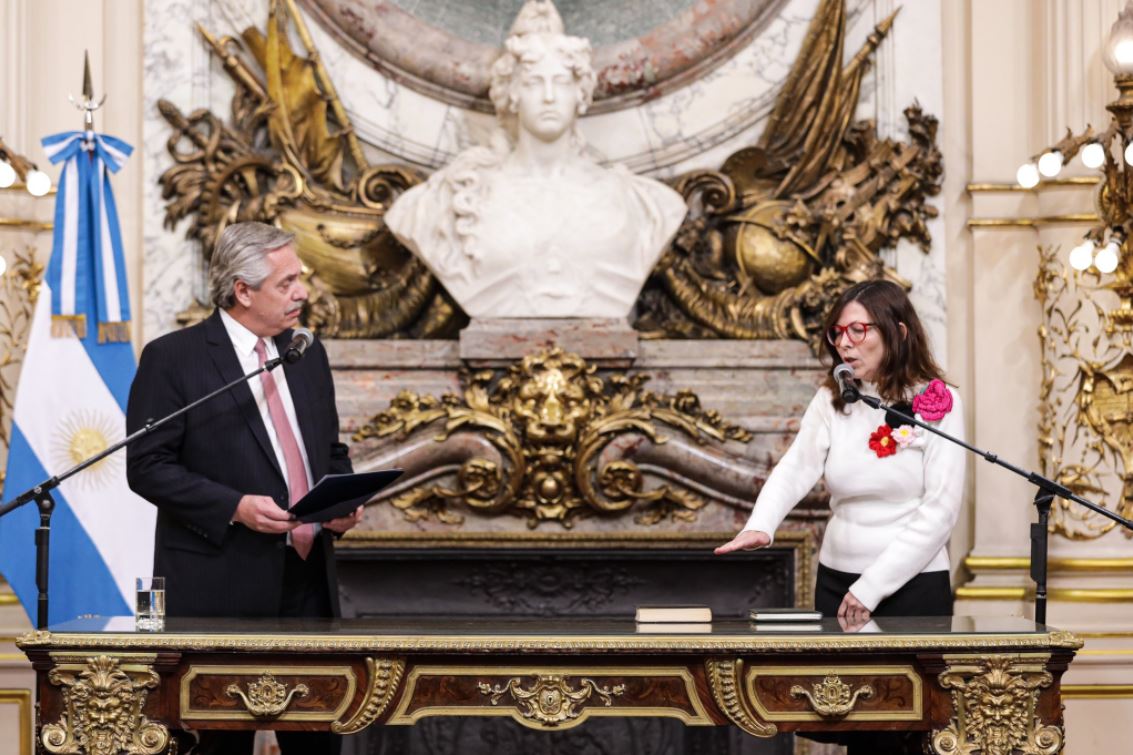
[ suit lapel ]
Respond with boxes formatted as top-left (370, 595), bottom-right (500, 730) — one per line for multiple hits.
top-left (205, 311), bottom-right (284, 482)
top-left (276, 331), bottom-right (322, 479)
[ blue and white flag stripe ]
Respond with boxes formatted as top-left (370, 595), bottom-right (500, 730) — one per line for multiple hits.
top-left (41, 131), bottom-right (133, 334)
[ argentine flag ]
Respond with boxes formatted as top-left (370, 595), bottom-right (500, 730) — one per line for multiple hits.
top-left (0, 131), bottom-right (155, 626)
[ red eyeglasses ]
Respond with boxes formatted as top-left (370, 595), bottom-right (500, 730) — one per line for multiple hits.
top-left (826, 322), bottom-right (876, 346)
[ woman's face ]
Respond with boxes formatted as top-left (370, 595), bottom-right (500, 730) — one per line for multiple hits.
top-left (833, 300), bottom-right (886, 383)
top-left (513, 40), bottom-right (579, 143)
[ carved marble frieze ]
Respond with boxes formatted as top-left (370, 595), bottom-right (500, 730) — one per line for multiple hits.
top-left (154, 0), bottom-right (942, 346)
top-left (349, 347), bottom-right (762, 528)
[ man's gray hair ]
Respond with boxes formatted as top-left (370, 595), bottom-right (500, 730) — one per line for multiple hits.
top-left (208, 222), bottom-right (296, 309)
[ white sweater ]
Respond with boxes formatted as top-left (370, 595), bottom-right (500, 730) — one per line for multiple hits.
top-left (744, 384), bottom-right (966, 611)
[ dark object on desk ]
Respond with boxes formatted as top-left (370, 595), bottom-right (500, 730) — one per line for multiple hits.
top-left (290, 470), bottom-right (402, 523)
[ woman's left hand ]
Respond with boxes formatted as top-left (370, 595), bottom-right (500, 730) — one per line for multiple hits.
top-left (837, 591), bottom-right (870, 627)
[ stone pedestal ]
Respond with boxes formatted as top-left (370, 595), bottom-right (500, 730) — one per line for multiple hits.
top-left (459, 318), bottom-right (639, 367)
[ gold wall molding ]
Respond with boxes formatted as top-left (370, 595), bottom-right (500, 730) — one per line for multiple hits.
top-left (955, 586), bottom-right (1133, 602)
top-left (966, 177), bottom-right (1100, 193)
top-left (965, 556), bottom-right (1133, 572)
top-left (0, 689), bottom-right (31, 755)
top-left (1062, 684), bottom-right (1133, 699)
top-left (0, 219), bottom-right (52, 232)
top-left (967, 214), bottom-right (1098, 229)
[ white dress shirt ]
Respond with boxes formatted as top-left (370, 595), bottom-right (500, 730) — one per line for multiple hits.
top-left (219, 309), bottom-right (314, 494)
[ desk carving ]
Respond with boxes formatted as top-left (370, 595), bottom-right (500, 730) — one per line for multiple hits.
top-left (41, 654), bottom-right (169, 755)
top-left (19, 619), bottom-right (1080, 755)
top-left (225, 674), bottom-right (308, 717)
top-left (932, 654), bottom-right (1064, 755)
top-left (478, 675), bottom-right (626, 726)
top-left (790, 675), bottom-right (874, 718)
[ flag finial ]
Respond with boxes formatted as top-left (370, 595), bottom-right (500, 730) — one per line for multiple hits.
top-left (69, 49), bottom-right (106, 131)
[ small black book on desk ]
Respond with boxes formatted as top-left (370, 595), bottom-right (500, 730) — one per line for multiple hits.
top-left (289, 470), bottom-right (402, 523)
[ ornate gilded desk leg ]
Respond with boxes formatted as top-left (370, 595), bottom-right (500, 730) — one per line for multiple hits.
top-left (40, 654), bottom-right (169, 755)
top-left (930, 654), bottom-right (1064, 755)
top-left (331, 658), bottom-right (406, 734)
top-left (705, 658), bottom-right (777, 738)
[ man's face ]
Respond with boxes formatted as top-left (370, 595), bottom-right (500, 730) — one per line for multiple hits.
top-left (234, 243), bottom-right (307, 337)
top-left (513, 40), bottom-right (579, 143)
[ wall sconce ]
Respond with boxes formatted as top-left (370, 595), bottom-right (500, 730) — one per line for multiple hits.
top-left (1015, 0), bottom-right (1133, 331)
top-left (0, 136), bottom-right (51, 197)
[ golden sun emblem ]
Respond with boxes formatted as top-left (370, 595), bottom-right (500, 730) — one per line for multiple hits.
top-left (51, 410), bottom-right (123, 489)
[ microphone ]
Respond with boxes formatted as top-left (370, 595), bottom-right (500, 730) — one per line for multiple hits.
top-left (833, 363), bottom-right (860, 404)
top-left (283, 327), bottom-right (314, 364)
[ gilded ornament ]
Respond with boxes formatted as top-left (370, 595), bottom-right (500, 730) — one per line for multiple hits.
top-left (931, 655), bottom-right (1062, 755)
top-left (477, 674), bottom-right (626, 727)
top-left (225, 673), bottom-right (309, 718)
top-left (332, 658), bottom-right (405, 734)
top-left (0, 248), bottom-right (43, 464)
top-left (353, 347), bottom-right (751, 527)
top-left (1035, 244), bottom-right (1133, 539)
top-left (789, 674), bottom-right (874, 718)
top-left (705, 658), bottom-right (777, 738)
top-left (41, 655), bottom-right (168, 755)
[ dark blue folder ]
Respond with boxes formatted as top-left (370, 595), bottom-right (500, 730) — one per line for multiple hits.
top-left (289, 470), bottom-right (402, 523)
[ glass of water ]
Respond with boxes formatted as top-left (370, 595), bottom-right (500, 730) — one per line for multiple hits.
top-left (135, 576), bottom-right (165, 631)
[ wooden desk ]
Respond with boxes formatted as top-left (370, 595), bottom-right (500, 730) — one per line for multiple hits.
top-left (18, 616), bottom-right (1079, 754)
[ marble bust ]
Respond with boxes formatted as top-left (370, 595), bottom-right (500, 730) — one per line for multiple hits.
top-left (384, 0), bottom-right (688, 319)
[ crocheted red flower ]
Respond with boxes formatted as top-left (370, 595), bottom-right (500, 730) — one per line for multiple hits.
top-left (913, 379), bottom-right (954, 422)
top-left (869, 424), bottom-right (898, 458)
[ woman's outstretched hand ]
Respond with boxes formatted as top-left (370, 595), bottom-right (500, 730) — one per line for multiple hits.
top-left (714, 530), bottom-right (771, 555)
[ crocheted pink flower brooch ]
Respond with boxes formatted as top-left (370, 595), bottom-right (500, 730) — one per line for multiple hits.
top-left (867, 380), bottom-right (951, 458)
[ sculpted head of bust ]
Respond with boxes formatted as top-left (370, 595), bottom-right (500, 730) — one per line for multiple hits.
top-left (488, 3), bottom-right (595, 147)
top-left (385, 1), bottom-right (688, 319)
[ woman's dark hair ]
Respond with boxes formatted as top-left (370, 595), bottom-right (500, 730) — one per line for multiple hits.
top-left (821, 279), bottom-right (945, 409)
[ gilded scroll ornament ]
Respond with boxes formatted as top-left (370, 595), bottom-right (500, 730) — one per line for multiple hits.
top-left (225, 673), bottom-right (309, 718)
top-left (0, 248), bottom-right (43, 466)
top-left (157, 0), bottom-right (938, 343)
top-left (477, 674), bottom-right (625, 727)
top-left (930, 655), bottom-right (1062, 755)
top-left (1035, 245), bottom-right (1133, 539)
top-left (705, 658), bottom-right (777, 738)
top-left (636, 0), bottom-right (942, 345)
top-left (41, 655), bottom-right (169, 755)
top-left (789, 674), bottom-right (873, 718)
top-left (332, 658), bottom-right (405, 734)
top-left (353, 347), bottom-right (752, 527)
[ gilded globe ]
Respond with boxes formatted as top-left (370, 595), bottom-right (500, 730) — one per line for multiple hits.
top-left (728, 200), bottom-right (816, 296)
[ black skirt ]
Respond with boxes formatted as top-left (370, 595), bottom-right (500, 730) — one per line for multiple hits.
top-left (815, 562), bottom-right (953, 617)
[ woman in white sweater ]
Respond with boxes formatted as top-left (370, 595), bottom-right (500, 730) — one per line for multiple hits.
top-left (716, 280), bottom-right (965, 627)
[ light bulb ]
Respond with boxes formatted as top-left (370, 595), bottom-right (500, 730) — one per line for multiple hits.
top-left (1069, 240), bottom-right (1096, 271)
top-left (1038, 151), bottom-right (1064, 177)
top-left (0, 256), bottom-right (7, 277)
top-left (1095, 241), bottom-right (1121, 274)
top-left (1016, 162), bottom-right (1040, 188)
top-left (25, 169), bottom-right (51, 197)
top-left (1124, 141), bottom-right (1133, 167)
top-left (1081, 142), bottom-right (1107, 169)
top-left (0, 160), bottom-right (15, 188)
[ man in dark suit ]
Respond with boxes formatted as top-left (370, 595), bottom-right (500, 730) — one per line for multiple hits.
top-left (127, 221), bottom-right (359, 754)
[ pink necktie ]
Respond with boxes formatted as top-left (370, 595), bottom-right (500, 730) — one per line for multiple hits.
top-left (255, 339), bottom-right (315, 559)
